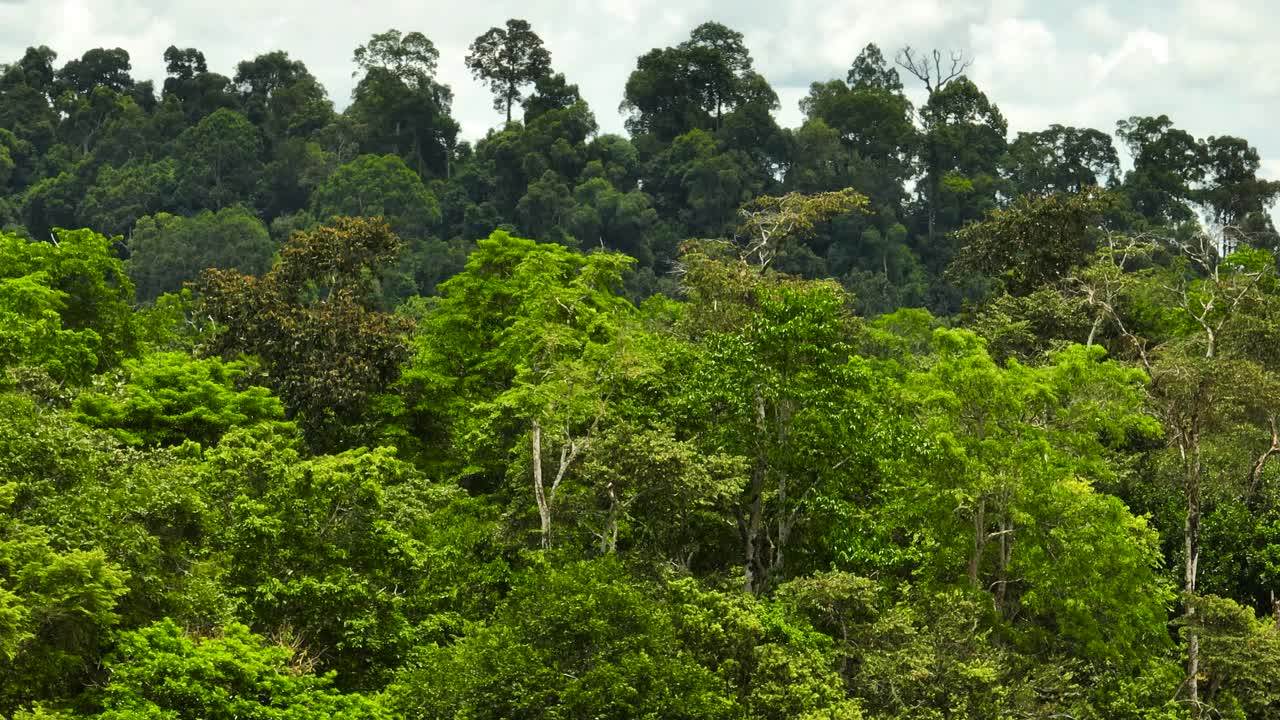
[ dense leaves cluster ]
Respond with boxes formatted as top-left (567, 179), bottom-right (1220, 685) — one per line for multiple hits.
top-left (2, 16), bottom-right (1280, 720)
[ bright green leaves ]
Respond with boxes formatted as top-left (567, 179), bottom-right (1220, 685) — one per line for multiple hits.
top-left (0, 229), bottom-right (134, 383)
top-left (882, 324), bottom-right (1172, 664)
top-left (203, 428), bottom-right (505, 690)
top-left (388, 559), bottom-right (858, 720)
top-left (72, 352), bottom-right (284, 447)
top-left (0, 476), bottom-right (130, 709)
top-left (400, 230), bottom-right (639, 547)
top-left (98, 619), bottom-right (392, 720)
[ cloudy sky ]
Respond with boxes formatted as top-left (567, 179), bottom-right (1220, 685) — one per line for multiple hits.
top-left (2, 0), bottom-right (1276, 177)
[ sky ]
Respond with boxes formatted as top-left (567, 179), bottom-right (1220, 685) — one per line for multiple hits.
top-left (2, 0), bottom-right (1278, 179)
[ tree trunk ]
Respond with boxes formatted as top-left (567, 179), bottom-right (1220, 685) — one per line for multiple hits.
top-left (969, 496), bottom-right (986, 589)
top-left (601, 479), bottom-right (619, 554)
top-left (743, 392), bottom-right (768, 594)
top-left (1185, 439), bottom-right (1202, 705)
top-left (996, 514), bottom-right (1011, 611)
top-left (1086, 314), bottom-right (1103, 347)
top-left (743, 465), bottom-right (766, 594)
top-left (532, 420), bottom-right (552, 549)
top-left (926, 138), bottom-right (940, 250)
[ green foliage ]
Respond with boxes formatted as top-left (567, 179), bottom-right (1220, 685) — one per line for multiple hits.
top-left (203, 427), bottom-right (506, 689)
top-left (309, 154), bottom-right (441, 238)
top-left (0, 229), bottom-right (134, 382)
top-left (127, 207), bottom-right (275, 302)
top-left (195, 216), bottom-right (411, 446)
top-left (172, 108), bottom-right (263, 210)
top-left (952, 187), bottom-right (1117, 296)
top-left (0, 472), bottom-right (130, 710)
top-left (389, 560), bottom-right (858, 720)
top-left (2, 28), bottom-right (1280, 720)
top-left (72, 352), bottom-right (284, 447)
top-left (465, 19), bottom-right (553, 122)
top-left (98, 619), bottom-right (391, 719)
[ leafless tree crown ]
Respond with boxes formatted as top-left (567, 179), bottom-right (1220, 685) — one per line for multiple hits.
top-left (894, 46), bottom-right (972, 93)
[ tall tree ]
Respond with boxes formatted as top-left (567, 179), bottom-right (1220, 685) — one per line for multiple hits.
top-left (195, 216), bottom-right (411, 446)
top-left (55, 47), bottom-right (134, 95)
top-left (350, 29), bottom-right (459, 178)
top-left (1003, 124), bottom-right (1120, 196)
top-left (1196, 134), bottom-right (1280, 249)
top-left (161, 46), bottom-right (236, 123)
top-left (894, 46), bottom-right (976, 250)
top-left (465, 19), bottom-right (553, 123)
top-left (233, 51), bottom-right (332, 142)
top-left (621, 22), bottom-right (774, 141)
top-left (172, 108), bottom-right (263, 210)
top-left (1116, 114), bottom-right (1204, 228)
top-left (1078, 232), bottom-right (1280, 705)
top-left (799, 43), bottom-right (916, 203)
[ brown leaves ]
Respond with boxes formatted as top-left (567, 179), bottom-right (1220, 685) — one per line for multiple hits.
top-left (194, 217), bottom-right (411, 446)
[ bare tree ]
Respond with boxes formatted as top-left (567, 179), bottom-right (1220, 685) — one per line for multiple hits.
top-left (894, 46), bottom-right (971, 94)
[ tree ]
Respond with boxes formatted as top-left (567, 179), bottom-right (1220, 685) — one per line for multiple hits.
top-left (1003, 124), bottom-right (1120, 196)
top-left (194, 216), bottom-right (411, 445)
top-left (0, 228), bottom-right (136, 378)
top-left (201, 427), bottom-right (506, 690)
top-left (350, 30), bottom-right (459, 178)
top-left (127, 206), bottom-right (275, 302)
top-left (172, 108), bottom-right (263, 211)
top-left (98, 619), bottom-right (392, 719)
top-left (0, 477), bottom-right (129, 711)
top-left (952, 187), bottom-right (1116, 296)
top-left (1196, 135), bottom-right (1280, 249)
top-left (678, 262), bottom-right (881, 593)
top-left (466, 19), bottom-right (553, 123)
top-left (1116, 114), bottom-right (1204, 228)
top-left (72, 352), bottom-right (284, 447)
top-left (894, 46), bottom-right (971, 95)
top-left (55, 48), bottom-right (133, 95)
top-left (889, 329), bottom-right (1170, 661)
top-left (310, 153), bottom-right (441, 238)
top-left (894, 46), bottom-right (983, 251)
top-left (234, 51), bottom-right (332, 142)
top-left (798, 46), bottom-right (916, 205)
top-left (353, 29), bottom-right (439, 87)
top-left (387, 560), bottom-right (859, 719)
top-left (1078, 233), bottom-right (1280, 704)
top-left (522, 71), bottom-right (583, 123)
top-left (161, 46), bottom-right (237, 123)
top-left (733, 188), bottom-right (868, 269)
top-left (399, 231), bottom-right (637, 547)
top-left (621, 22), bottom-right (774, 141)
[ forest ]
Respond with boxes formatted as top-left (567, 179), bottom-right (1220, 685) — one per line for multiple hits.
top-left (2, 15), bottom-right (1280, 719)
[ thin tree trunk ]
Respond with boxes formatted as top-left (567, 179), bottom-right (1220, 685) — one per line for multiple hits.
top-left (743, 392), bottom-right (768, 594)
top-left (1086, 314), bottom-right (1103, 347)
top-left (601, 480), bottom-right (619, 554)
top-left (1185, 439), bottom-right (1202, 705)
top-left (969, 497), bottom-right (986, 589)
top-left (532, 420), bottom-right (552, 549)
top-left (996, 514), bottom-right (1011, 610)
